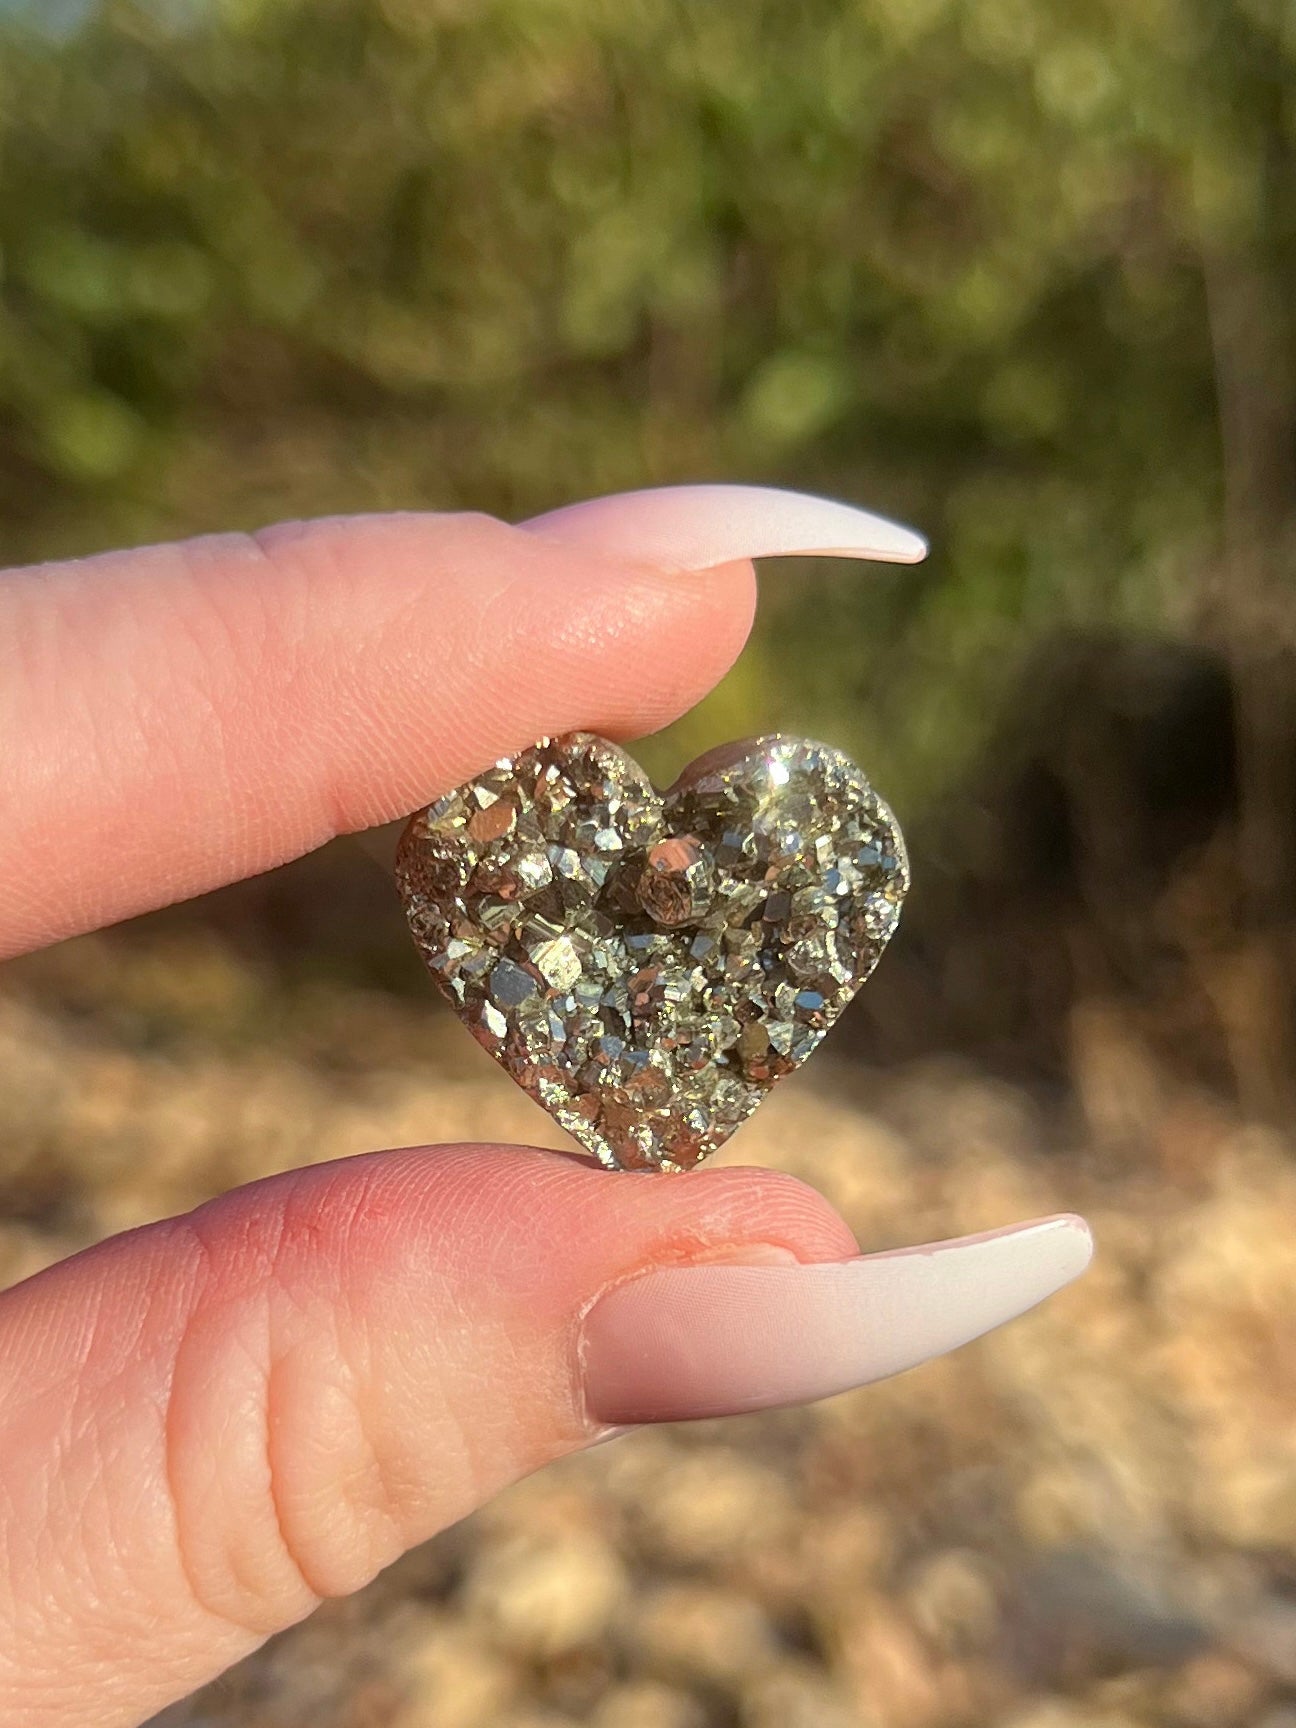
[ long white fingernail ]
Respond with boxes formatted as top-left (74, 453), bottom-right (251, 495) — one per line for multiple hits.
top-left (523, 483), bottom-right (928, 569)
top-left (581, 1213), bottom-right (1092, 1424)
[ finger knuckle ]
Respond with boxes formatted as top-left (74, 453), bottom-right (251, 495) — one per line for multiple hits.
top-left (161, 1192), bottom-right (445, 1639)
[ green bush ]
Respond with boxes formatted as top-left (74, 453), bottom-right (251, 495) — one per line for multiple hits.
top-left (2, 0), bottom-right (1292, 805)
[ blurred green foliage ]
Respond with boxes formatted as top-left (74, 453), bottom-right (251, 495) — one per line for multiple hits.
top-left (1, 0), bottom-right (1292, 803)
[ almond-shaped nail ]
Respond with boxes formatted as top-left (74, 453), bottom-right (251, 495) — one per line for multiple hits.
top-left (523, 483), bottom-right (928, 568)
top-left (581, 1214), bottom-right (1092, 1424)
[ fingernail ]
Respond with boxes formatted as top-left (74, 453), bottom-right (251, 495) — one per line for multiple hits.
top-left (581, 1214), bottom-right (1092, 1424)
top-left (522, 483), bottom-right (928, 569)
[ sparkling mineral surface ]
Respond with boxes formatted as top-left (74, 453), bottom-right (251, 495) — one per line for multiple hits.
top-left (395, 733), bottom-right (908, 1171)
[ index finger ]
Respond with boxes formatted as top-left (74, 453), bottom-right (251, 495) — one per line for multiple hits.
top-left (0, 486), bottom-right (924, 958)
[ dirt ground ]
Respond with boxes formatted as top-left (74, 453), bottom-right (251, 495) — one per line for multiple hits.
top-left (2, 918), bottom-right (1295, 1728)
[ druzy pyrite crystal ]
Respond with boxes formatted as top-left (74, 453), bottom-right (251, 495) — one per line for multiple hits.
top-left (396, 734), bottom-right (908, 1171)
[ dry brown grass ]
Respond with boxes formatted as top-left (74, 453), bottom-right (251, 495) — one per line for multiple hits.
top-left (2, 921), bottom-right (1294, 1728)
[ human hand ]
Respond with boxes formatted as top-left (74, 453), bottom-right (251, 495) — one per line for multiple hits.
top-left (0, 485), bottom-right (1092, 1726)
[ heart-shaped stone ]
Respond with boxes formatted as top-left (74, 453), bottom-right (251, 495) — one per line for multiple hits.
top-left (395, 733), bottom-right (908, 1171)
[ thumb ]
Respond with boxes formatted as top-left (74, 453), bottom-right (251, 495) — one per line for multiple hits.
top-left (0, 1144), bottom-right (1089, 1727)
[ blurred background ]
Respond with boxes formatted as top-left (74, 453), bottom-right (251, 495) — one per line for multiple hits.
top-left (2, 1), bottom-right (1295, 1724)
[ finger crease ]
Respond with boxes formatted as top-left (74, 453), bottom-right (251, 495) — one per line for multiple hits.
top-left (262, 1345), bottom-right (327, 1609)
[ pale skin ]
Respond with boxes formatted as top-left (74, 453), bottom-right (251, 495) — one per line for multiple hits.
top-left (0, 491), bottom-right (1091, 1726)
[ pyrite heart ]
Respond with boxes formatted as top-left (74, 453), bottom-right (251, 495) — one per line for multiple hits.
top-left (395, 733), bottom-right (908, 1171)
